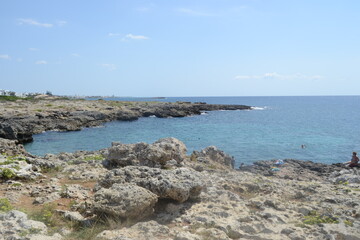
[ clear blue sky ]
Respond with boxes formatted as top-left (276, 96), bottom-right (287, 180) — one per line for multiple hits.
top-left (0, 0), bottom-right (359, 96)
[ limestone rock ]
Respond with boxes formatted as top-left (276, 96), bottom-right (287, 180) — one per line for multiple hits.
top-left (191, 146), bottom-right (235, 169)
top-left (105, 138), bottom-right (187, 168)
top-left (332, 168), bottom-right (360, 184)
top-left (98, 220), bottom-right (171, 240)
top-left (60, 184), bottom-right (90, 200)
top-left (0, 210), bottom-right (54, 240)
top-left (63, 163), bottom-right (107, 181)
top-left (174, 231), bottom-right (201, 240)
top-left (98, 166), bottom-right (204, 202)
top-left (0, 137), bottom-right (29, 156)
top-left (0, 155), bottom-right (42, 180)
top-left (63, 211), bottom-right (85, 222)
top-left (93, 183), bottom-right (158, 220)
top-left (33, 192), bottom-right (61, 204)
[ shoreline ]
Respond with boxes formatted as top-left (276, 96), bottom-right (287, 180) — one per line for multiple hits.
top-left (0, 98), bottom-right (359, 240)
top-left (0, 137), bottom-right (359, 239)
top-left (0, 98), bottom-right (251, 143)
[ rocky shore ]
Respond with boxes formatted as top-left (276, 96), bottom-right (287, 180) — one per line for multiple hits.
top-left (0, 98), bottom-right (251, 143)
top-left (0, 135), bottom-right (360, 240)
top-left (0, 98), bottom-right (359, 240)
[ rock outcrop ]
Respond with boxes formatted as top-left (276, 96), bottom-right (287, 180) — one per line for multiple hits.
top-left (93, 183), bottom-right (158, 220)
top-left (190, 146), bottom-right (235, 170)
top-left (0, 137), bottom-right (29, 156)
top-left (0, 154), bottom-right (42, 181)
top-left (97, 166), bottom-right (204, 203)
top-left (105, 137), bottom-right (187, 168)
top-left (239, 159), bottom-right (344, 181)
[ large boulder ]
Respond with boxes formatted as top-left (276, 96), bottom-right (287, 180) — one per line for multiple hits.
top-left (97, 166), bottom-right (204, 203)
top-left (105, 138), bottom-right (187, 168)
top-left (93, 183), bottom-right (158, 220)
top-left (191, 146), bottom-right (235, 169)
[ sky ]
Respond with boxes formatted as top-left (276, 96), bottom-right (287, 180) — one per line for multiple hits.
top-left (0, 0), bottom-right (359, 97)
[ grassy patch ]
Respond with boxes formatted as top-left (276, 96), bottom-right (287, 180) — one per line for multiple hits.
top-left (303, 211), bottom-right (339, 225)
top-left (28, 203), bottom-right (57, 226)
top-left (19, 227), bottom-right (43, 237)
top-left (0, 96), bottom-right (33, 101)
top-left (0, 198), bottom-right (13, 212)
top-left (336, 180), bottom-right (349, 185)
top-left (1, 168), bottom-right (17, 179)
top-left (344, 220), bottom-right (353, 226)
top-left (40, 166), bottom-right (63, 173)
top-left (0, 155), bottom-right (27, 165)
top-left (83, 155), bottom-right (105, 161)
top-left (64, 225), bottom-right (108, 240)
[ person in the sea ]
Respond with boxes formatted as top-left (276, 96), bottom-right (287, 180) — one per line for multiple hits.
top-left (346, 152), bottom-right (359, 167)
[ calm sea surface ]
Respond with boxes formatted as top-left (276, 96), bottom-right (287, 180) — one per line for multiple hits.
top-left (24, 96), bottom-right (360, 167)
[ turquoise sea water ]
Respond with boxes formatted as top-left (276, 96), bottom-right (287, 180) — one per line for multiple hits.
top-left (24, 96), bottom-right (360, 167)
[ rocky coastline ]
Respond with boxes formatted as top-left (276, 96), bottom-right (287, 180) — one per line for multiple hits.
top-left (0, 98), bottom-right (251, 143)
top-left (0, 99), bottom-right (359, 240)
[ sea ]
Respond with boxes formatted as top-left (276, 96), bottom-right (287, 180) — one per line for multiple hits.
top-left (24, 96), bottom-right (360, 168)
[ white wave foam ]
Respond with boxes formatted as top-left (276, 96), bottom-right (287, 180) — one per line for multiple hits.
top-left (251, 106), bottom-right (267, 110)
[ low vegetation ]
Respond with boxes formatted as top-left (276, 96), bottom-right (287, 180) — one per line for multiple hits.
top-left (0, 95), bottom-right (34, 101)
top-left (0, 198), bottom-right (13, 212)
top-left (83, 155), bottom-right (105, 161)
top-left (303, 211), bottom-right (339, 225)
top-left (1, 168), bottom-right (17, 179)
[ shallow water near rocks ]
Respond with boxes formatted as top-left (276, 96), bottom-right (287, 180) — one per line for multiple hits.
top-left (24, 96), bottom-right (360, 167)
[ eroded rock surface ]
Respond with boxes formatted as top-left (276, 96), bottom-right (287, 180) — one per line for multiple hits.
top-left (93, 183), bottom-right (158, 220)
top-left (0, 136), bottom-right (359, 240)
top-left (190, 146), bottom-right (235, 170)
top-left (105, 137), bottom-right (187, 168)
top-left (97, 166), bottom-right (204, 202)
top-left (0, 137), bottom-right (29, 156)
top-left (0, 210), bottom-right (62, 240)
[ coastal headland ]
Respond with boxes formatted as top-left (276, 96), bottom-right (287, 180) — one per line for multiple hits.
top-left (0, 98), bottom-right (359, 240)
top-left (0, 97), bottom-right (251, 143)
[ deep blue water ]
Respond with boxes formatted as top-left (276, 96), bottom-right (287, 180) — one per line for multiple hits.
top-left (24, 96), bottom-right (360, 167)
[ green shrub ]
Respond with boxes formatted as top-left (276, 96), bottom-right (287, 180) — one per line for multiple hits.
top-left (0, 96), bottom-right (33, 101)
top-left (83, 155), bottom-right (104, 161)
top-left (1, 168), bottom-right (16, 179)
top-left (344, 220), bottom-right (353, 226)
top-left (0, 155), bottom-right (27, 165)
top-left (0, 198), bottom-right (13, 212)
top-left (303, 211), bottom-right (339, 225)
top-left (40, 166), bottom-right (62, 173)
top-left (28, 203), bottom-right (57, 227)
